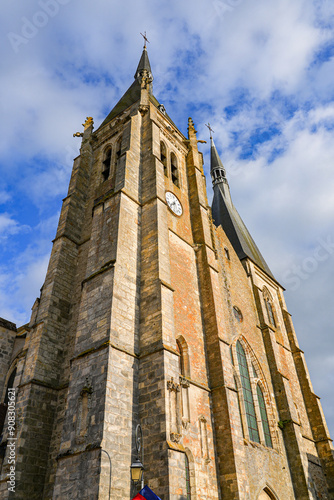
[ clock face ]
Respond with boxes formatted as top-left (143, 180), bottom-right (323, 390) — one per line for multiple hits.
top-left (165, 191), bottom-right (183, 216)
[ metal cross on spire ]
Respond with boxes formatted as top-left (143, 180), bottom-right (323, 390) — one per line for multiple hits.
top-left (140, 31), bottom-right (150, 49)
top-left (205, 122), bottom-right (215, 139)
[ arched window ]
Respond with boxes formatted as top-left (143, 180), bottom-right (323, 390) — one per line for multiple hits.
top-left (234, 339), bottom-right (274, 448)
top-left (224, 247), bottom-right (230, 260)
top-left (171, 152), bottom-right (179, 187)
top-left (177, 337), bottom-right (191, 427)
top-left (176, 336), bottom-right (190, 378)
top-left (234, 376), bottom-right (245, 438)
top-left (160, 141), bottom-right (168, 177)
top-left (258, 487), bottom-right (277, 500)
top-left (0, 368), bottom-right (17, 438)
top-left (257, 385), bottom-right (272, 448)
top-left (176, 340), bottom-right (185, 376)
top-left (102, 147), bottom-right (112, 181)
top-left (185, 453), bottom-right (191, 499)
top-left (263, 288), bottom-right (276, 327)
top-left (233, 306), bottom-right (243, 323)
top-left (115, 137), bottom-right (122, 167)
top-left (236, 341), bottom-right (260, 443)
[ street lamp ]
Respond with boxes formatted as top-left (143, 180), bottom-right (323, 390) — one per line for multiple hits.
top-left (130, 424), bottom-right (144, 489)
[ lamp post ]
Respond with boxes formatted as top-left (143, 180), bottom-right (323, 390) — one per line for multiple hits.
top-left (130, 424), bottom-right (144, 490)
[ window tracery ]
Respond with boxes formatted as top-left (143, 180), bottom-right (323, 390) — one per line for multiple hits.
top-left (234, 339), bottom-right (274, 448)
top-left (236, 340), bottom-right (260, 443)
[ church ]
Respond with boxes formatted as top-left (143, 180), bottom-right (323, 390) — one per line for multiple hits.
top-left (0, 43), bottom-right (333, 499)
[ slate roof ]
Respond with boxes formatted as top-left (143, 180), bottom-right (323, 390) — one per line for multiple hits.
top-left (99, 47), bottom-right (179, 133)
top-left (210, 140), bottom-right (275, 280)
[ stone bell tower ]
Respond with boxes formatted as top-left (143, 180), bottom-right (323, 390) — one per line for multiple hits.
top-left (0, 44), bottom-right (221, 499)
top-left (0, 43), bottom-right (333, 500)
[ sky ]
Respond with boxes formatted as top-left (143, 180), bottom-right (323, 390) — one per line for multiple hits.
top-left (1, 0), bottom-right (333, 439)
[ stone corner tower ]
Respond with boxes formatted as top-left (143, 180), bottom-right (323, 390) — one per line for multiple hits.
top-left (0, 45), bottom-right (333, 500)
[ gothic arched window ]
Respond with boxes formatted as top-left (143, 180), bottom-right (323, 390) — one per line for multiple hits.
top-left (115, 137), bottom-right (122, 167)
top-left (263, 288), bottom-right (276, 327)
top-left (257, 385), bottom-right (273, 448)
top-left (102, 146), bottom-right (112, 181)
top-left (176, 340), bottom-right (185, 376)
top-left (171, 152), bottom-right (179, 187)
top-left (176, 336), bottom-right (190, 378)
top-left (236, 341), bottom-right (260, 443)
top-left (160, 141), bottom-right (168, 177)
top-left (235, 340), bottom-right (274, 448)
top-left (185, 453), bottom-right (191, 499)
top-left (0, 368), bottom-right (17, 438)
top-left (234, 376), bottom-right (245, 438)
top-left (176, 336), bottom-right (191, 427)
top-left (184, 449), bottom-right (196, 499)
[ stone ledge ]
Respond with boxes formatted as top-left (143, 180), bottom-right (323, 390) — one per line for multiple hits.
top-left (81, 260), bottom-right (116, 288)
top-left (52, 233), bottom-right (80, 246)
top-left (0, 317), bottom-right (17, 332)
top-left (159, 279), bottom-right (175, 292)
top-left (18, 378), bottom-right (69, 392)
top-left (219, 338), bottom-right (230, 346)
top-left (167, 440), bottom-right (185, 453)
top-left (57, 442), bottom-right (101, 461)
top-left (72, 339), bottom-right (138, 363)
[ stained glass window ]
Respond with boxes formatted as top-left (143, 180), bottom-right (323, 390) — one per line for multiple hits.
top-left (233, 306), bottom-right (243, 323)
top-left (236, 341), bottom-right (260, 443)
top-left (257, 385), bottom-right (273, 448)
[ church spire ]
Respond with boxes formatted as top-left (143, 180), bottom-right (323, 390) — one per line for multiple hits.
top-left (209, 128), bottom-right (275, 280)
top-left (206, 123), bottom-right (227, 186)
top-left (134, 33), bottom-right (153, 83)
top-left (210, 136), bottom-right (227, 186)
top-left (99, 43), bottom-right (154, 128)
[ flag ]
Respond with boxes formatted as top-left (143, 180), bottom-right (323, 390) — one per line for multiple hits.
top-left (132, 485), bottom-right (161, 500)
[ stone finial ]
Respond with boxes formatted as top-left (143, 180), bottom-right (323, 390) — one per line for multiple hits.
top-left (83, 117), bottom-right (94, 130)
top-left (188, 117), bottom-right (196, 133)
top-left (167, 377), bottom-right (180, 392)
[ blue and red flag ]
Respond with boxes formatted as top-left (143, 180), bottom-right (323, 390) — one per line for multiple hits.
top-left (132, 485), bottom-right (161, 500)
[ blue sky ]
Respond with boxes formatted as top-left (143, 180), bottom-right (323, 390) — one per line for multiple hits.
top-left (1, 0), bottom-right (334, 438)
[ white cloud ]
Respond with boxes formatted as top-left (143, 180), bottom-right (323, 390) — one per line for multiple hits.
top-left (0, 213), bottom-right (30, 240)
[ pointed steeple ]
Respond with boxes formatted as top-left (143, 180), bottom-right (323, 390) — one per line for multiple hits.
top-left (210, 132), bottom-right (275, 280)
top-left (210, 136), bottom-right (227, 186)
top-left (134, 46), bottom-right (153, 83)
top-left (99, 46), bottom-right (153, 128)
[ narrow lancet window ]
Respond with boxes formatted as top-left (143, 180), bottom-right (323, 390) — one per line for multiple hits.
top-left (257, 384), bottom-right (272, 447)
top-left (263, 287), bottom-right (276, 327)
top-left (185, 454), bottom-right (191, 499)
top-left (234, 376), bottom-right (245, 438)
top-left (115, 138), bottom-right (122, 167)
top-left (171, 152), bottom-right (179, 187)
top-left (176, 340), bottom-right (185, 376)
top-left (236, 341), bottom-right (260, 443)
top-left (102, 147), bottom-right (112, 181)
top-left (160, 141), bottom-right (168, 177)
top-left (0, 368), bottom-right (17, 438)
top-left (265, 298), bottom-right (276, 327)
